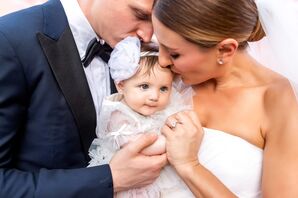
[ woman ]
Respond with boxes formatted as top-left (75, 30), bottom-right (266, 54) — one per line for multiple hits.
top-left (152, 0), bottom-right (298, 197)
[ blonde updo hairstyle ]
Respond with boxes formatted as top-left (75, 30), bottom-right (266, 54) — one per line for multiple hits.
top-left (153, 0), bottom-right (265, 49)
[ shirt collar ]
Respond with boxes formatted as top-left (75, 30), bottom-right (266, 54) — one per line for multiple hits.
top-left (60, 0), bottom-right (101, 60)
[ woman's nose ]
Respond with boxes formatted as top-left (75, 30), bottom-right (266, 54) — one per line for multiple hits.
top-left (158, 47), bottom-right (173, 68)
top-left (136, 22), bottom-right (154, 43)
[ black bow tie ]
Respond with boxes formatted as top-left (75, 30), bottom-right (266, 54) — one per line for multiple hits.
top-left (82, 38), bottom-right (113, 67)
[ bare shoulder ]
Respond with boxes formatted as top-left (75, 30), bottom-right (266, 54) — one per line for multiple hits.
top-left (263, 76), bottom-right (297, 111)
top-left (260, 73), bottom-right (298, 197)
top-left (262, 73), bottom-right (298, 136)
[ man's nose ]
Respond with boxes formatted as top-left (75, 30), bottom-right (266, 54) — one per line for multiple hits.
top-left (136, 22), bottom-right (154, 42)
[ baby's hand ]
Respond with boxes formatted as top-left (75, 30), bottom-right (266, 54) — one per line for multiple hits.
top-left (141, 135), bottom-right (166, 155)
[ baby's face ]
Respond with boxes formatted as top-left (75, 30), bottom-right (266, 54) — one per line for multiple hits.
top-left (121, 64), bottom-right (173, 116)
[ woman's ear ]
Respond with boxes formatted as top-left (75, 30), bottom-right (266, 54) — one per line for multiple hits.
top-left (216, 38), bottom-right (238, 65)
top-left (116, 81), bottom-right (124, 94)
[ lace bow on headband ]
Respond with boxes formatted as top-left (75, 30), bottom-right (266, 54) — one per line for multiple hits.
top-left (108, 36), bottom-right (158, 83)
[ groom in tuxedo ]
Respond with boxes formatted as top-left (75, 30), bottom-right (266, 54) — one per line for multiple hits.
top-left (0, 0), bottom-right (167, 197)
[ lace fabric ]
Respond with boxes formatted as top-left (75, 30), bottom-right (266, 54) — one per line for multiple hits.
top-left (88, 81), bottom-right (193, 197)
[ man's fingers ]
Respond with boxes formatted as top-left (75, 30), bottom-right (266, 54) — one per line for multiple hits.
top-left (146, 153), bottom-right (168, 171)
top-left (153, 153), bottom-right (168, 167)
top-left (127, 133), bottom-right (158, 154)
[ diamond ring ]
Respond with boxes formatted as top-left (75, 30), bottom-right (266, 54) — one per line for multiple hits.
top-left (169, 120), bottom-right (182, 129)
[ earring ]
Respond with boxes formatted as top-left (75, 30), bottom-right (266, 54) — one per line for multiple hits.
top-left (217, 59), bottom-right (224, 65)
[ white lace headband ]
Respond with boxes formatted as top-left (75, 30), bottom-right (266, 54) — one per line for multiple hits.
top-left (108, 36), bottom-right (159, 83)
top-left (140, 51), bottom-right (159, 57)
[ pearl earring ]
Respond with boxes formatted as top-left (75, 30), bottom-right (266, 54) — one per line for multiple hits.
top-left (217, 59), bottom-right (224, 65)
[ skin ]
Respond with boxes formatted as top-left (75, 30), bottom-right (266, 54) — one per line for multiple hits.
top-left (153, 14), bottom-right (298, 197)
top-left (77, 0), bottom-right (168, 193)
top-left (117, 64), bottom-right (173, 116)
top-left (78, 0), bottom-right (154, 47)
top-left (117, 63), bottom-right (173, 155)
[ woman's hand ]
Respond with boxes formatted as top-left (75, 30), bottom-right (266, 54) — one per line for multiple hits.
top-left (162, 110), bottom-right (204, 173)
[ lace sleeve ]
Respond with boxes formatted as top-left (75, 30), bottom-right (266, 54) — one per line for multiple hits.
top-left (88, 98), bottom-right (143, 167)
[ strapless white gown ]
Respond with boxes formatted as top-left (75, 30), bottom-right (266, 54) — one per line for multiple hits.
top-left (198, 128), bottom-right (263, 198)
top-left (90, 126), bottom-right (263, 198)
top-left (152, 128), bottom-right (263, 198)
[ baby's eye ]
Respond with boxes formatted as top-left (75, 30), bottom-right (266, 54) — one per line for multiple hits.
top-left (160, 86), bottom-right (169, 93)
top-left (139, 84), bottom-right (149, 90)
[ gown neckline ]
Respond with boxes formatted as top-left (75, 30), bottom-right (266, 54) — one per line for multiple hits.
top-left (203, 127), bottom-right (263, 151)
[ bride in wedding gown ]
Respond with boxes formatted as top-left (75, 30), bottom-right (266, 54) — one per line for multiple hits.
top-left (152, 0), bottom-right (298, 197)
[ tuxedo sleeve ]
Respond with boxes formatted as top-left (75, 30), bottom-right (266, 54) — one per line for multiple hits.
top-left (0, 27), bottom-right (113, 198)
top-left (1, 166), bottom-right (113, 198)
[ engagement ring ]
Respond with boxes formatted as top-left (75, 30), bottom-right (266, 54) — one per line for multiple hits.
top-left (169, 120), bottom-right (182, 129)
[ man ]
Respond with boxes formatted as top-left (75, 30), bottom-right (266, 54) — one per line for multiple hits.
top-left (0, 0), bottom-right (167, 197)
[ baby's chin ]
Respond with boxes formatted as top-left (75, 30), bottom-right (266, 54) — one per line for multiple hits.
top-left (141, 135), bottom-right (166, 156)
top-left (138, 107), bottom-right (165, 116)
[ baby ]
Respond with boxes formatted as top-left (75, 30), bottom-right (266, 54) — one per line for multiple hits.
top-left (88, 37), bottom-right (193, 197)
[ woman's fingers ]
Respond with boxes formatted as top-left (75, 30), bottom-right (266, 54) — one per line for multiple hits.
top-left (162, 110), bottom-right (204, 167)
top-left (185, 110), bottom-right (202, 128)
top-left (161, 123), bottom-right (172, 138)
top-left (164, 110), bottom-right (200, 133)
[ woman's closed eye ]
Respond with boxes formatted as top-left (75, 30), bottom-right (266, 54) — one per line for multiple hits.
top-left (170, 53), bottom-right (180, 59)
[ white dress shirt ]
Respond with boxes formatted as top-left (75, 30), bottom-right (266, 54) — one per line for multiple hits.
top-left (60, 0), bottom-right (111, 132)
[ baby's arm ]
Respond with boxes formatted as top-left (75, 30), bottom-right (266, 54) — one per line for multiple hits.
top-left (140, 135), bottom-right (166, 155)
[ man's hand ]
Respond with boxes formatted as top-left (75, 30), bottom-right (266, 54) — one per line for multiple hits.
top-left (109, 133), bottom-right (167, 192)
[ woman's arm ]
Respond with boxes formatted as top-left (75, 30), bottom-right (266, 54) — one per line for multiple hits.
top-left (174, 162), bottom-right (236, 198)
top-left (262, 81), bottom-right (298, 197)
top-left (162, 111), bottom-right (236, 197)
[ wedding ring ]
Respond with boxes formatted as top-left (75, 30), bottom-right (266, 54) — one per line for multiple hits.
top-left (169, 120), bottom-right (182, 129)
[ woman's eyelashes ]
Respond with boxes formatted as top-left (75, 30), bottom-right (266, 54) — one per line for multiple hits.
top-left (170, 53), bottom-right (180, 59)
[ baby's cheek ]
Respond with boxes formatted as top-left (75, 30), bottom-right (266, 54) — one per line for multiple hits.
top-left (141, 135), bottom-right (166, 155)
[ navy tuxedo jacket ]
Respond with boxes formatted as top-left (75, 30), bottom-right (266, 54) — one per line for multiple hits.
top-left (0, 0), bottom-right (115, 197)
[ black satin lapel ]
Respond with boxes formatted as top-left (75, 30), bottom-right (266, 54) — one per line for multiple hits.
top-left (109, 73), bottom-right (117, 94)
top-left (37, 27), bottom-right (96, 161)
